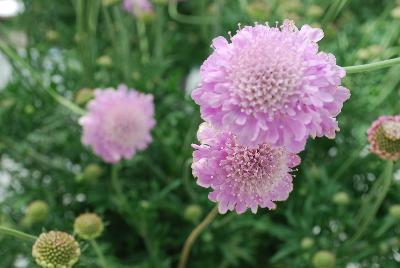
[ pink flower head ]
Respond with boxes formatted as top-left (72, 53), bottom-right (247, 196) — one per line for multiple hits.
top-left (123, 0), bottom-right (154, 17)
top-left (192, 20), bottom-right (350, 153)
top-left (192, 123), bottom-right (301, 214)
top-left (367, 115), bottom-right (400, 161)
top-left (79, 84), bottom-right (155, 163)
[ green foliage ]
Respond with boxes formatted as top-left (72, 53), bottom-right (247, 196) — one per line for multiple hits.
top-left (0, 0), bottom-right (400, 267)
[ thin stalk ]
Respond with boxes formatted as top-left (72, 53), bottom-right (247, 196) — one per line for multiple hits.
top-left (344, 57), bottom-right (400, 74)
top-left (178, 206), bottom-right (219, 268)
top-left (168, 0), bottom-right (213, 25)
top-left (348, 161), bottom-right (394, 245)
top-left (137, 19), bottom-right (150, 64)
top-left (0, 42), bottom-right (85, 115)
top-left (90, 240), bottom-right (108, 268)
top-left (0, 226), bottom-right (37, 241)
top-left (111, 164), bottom-right (124, 200)
top-left (322, 0), bottom-right (348, 26)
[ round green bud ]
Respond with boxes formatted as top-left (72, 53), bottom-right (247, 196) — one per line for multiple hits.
top-left (301, 237), bottom-right (315, 250)
top-left (96, 55), bottom-right (112, 67)
top-left (74, 213), bottom-right (104, 240)
top-left (32, 231), bottom-right (80, 268)
top-left (25, 200), bottom-right (49, 224)
top-left (74, 88), bottom-right (94, 106)
top-left (46, 30), bottom-right (59, 41)
top-left (391, 6), bottom-right (400, 19)
top-left (77, 164), bottom-right (103, 183)
top-left (389, 204), bottom-right (400, 220)
top-left (332, 192), bottom-right (350, 205)
top-left (184, 205), bottom-right (203, 223)
top-left (312, 250), bottom-right (336, 268)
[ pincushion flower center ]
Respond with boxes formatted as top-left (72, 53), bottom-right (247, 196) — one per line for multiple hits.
top-left (229, 38), bottom-right (303, 115)
top-left (104, 105), bottom-right (146, 148)
top-left (222, 141), bottom-right (287, 197)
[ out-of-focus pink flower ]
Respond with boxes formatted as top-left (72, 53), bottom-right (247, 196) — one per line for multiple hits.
top-left (192, 123), bottom-right (301, 214)
top-left (192, 20), bottom-right (350, 153)
top-left (79, 84), bottom-right (155, 163)
top-left (368, 115), bottom-right (400, 161)
top-left (123, 0), bottom-right (154, 18)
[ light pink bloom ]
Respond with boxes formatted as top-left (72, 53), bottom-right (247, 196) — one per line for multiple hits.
top-left (79, 85), bottom-right (155, 163)
top-left (192, 123), bottom-right (301, 214)
top-left (367, 115), bottom-right (400, 161)
top-left (192, 20), bottom-right (350, 153)
top-left (123, 0), bottom-right (154, 17)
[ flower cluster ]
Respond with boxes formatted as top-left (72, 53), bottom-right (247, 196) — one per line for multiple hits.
top-left (192, 20), bottom-right (349, 213)
top-left (192, 20), bottom-right (349, 152)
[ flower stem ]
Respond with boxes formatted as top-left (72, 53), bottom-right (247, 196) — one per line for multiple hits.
top-left (111, 164), bottom-right (123, 199)
top-left (0, 226), bottom-right (37, 241)
top-left (344, 57), bottom-right (400, 74)
top-left (137, 19), bottom-right (150, 64)
top-left (347, 161), bottom-right (393, 245)
top-left (178, 205), bottom-right (219, 268)
top-left (90, 239), bottom-right (108, 268)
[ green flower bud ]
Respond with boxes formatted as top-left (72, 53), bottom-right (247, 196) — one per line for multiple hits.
top-left (46, 30), bottom-right (59, 41)
top-left (332, 192), bottom-right (350, 205)
top-left (96, 55), bottom-right (112, 68)
top-left (312, 250), bottom-right (336, 268)
top-left (184, 205), bottom-right (203, 223)
top-left (391, 6), bottom-right (400, 19)
top-left (389, 205), bottom-right (400, 220)
top-left (77, 164), bottom-right (103, 183)
top-left (74, 213), bottom-right (104, 240)
top-left (74, 88), bottom-right (94, 106)
top-left (32, 231), bottom-right (80, 268)
top-left (301, 237), bottom-right (314, 250)
top-left (25, 200), bottom-right (49, 224)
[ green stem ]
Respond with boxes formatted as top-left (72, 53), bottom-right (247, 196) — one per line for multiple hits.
top-left (168, 0), bottom-right (213, 25)
top-left (344, 57), bottom-right (400, 74)
top-left (0, 226), bottom-right (37, 241)
top-left (348, 161), bottom-right (394, 245)
top-left (0, 42), bottom-right (85, 116)
top-left (111, 164), bottom-right (123, 199)
top-left (90, 240), bottom-right (108, 268)
top-left (137, 19), bottom-right (150, 64)
top-left (178, 206), bottom-right (219, 268)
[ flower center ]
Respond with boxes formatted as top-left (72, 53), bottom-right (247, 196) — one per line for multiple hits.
top-left (376, 123), bottom-right (400, 154)
top-left (221, 139), bottom-right (288, 197)
top-left (229, 37), bottom-right (303, 115)
top-left (103, 105), bottom-right (146, 148)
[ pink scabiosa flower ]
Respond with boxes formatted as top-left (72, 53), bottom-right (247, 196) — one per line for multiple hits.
top-left (192, 20), bottom-right (350, 152)
top-left (79, 84), bottom-right (155, 163)
top-left (123, 0), bottom-right (154, 18)
top-left (192, 123), bottom-right (301, 214)
top-left (367, 115), bottom-right (400, 161)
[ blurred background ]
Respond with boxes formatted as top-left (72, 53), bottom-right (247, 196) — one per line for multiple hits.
top-left (1, 0), bottom-right (400, 267)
